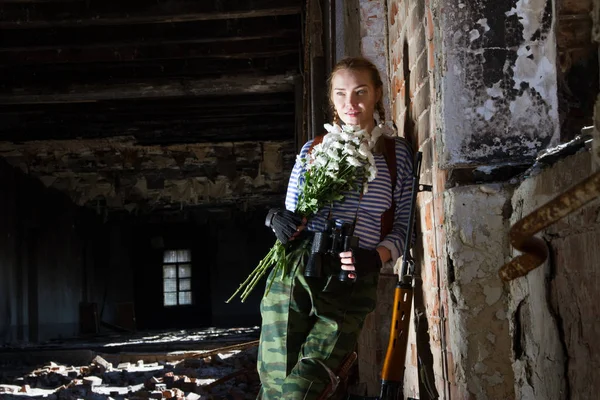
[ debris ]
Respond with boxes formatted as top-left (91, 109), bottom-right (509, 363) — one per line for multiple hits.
top-left (83, 376), bottom-right (103, 386)
top-left (92, 355), bottom-right (113, 373)
top-left (0, 339), bottom-right (261, 399)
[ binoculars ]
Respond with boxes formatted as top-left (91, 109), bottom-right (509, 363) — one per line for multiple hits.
top-left (304, 219), bottom-right (359, 282)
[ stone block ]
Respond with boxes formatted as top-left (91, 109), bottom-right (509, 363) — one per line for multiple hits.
top-left (444, 184), bottom-right (514, 399)
top-left (92, 355), bottom-right (113, 373)
top-left (82, 376), bottom-right (102, 386)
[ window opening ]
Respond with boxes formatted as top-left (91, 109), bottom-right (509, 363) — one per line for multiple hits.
top-left (163, 249), bottom-right (192, 306)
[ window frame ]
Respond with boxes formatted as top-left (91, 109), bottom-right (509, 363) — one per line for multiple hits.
top-left (162, 249), bottom-right (193, 307)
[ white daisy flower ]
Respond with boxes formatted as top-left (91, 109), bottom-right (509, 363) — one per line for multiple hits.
top-left (315, 155), bottom-right (328, 167)
top-left (326, 147), bottom-right (340, 160)
top-left (358, 143), bottom-right (370, 157)
top-left (330, 141), bottom-right (344, 150)
top-left (324, 123), bottom-right (342, 134)
top-left (323, 132), bottom-right (341, 144)
top-left (342, 124), bottom-right (358, 133)
top-left (367, 152), bottom-right (375, 166)
top-left (343, 143), bottom-right (358, 156)
top-left (347, 156), bottom-right (362, 167)
top-left (368, 165), bottom-right (377, 181)
top-left (340, 131), bottom-right (354, 141)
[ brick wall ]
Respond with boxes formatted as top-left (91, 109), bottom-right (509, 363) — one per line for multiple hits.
top-left (351, 0), bottom-right (452, 398)
top-left (388, 0), bottom-right (449, 398)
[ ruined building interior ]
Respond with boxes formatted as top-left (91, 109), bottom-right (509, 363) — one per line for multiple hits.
top-left (0, 0), bottom-right (599, 399)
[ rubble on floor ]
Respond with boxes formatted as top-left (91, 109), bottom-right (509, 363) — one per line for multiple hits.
top-left (0, 341), bottom-right (260, 400)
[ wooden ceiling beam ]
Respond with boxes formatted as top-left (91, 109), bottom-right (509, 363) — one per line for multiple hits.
top-left (2, 31), bottom-right (299, 52)
top-left (1, 112), bottom-right (295, 134)
top-left (0, 92), bottom-right (295, 113)
top-left (1, 37), bottom-right (299, 65)
top-left (2, 1), bottom-right (84, 3)
top-left (0, 121), bottom-right (295, 143)
top-left (1, 15), bottom-right (300, 48)
top-left (0, 0), bottom-right (301, 29)
top-left (2, 110), bottom-right (295, 126)
top-left (0, 74), bottom-right (296, 105)
top-left (0, 54), bottom-right (300, 86)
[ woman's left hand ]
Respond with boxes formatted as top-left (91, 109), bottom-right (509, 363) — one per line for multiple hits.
top-left (339, 251), bottom-right (357, 280)
top-left (339, 247), bottom-right (388, 280)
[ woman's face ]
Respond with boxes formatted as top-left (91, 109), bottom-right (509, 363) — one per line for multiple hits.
top-left (331, 68), bottom-right (381, 131)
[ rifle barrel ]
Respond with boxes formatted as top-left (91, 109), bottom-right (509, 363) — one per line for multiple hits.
top-left (400, 151), bottom-right (423, 278)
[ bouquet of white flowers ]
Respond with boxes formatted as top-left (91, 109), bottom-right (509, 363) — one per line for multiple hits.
top-left (227, 124), bottom-right (381, 302)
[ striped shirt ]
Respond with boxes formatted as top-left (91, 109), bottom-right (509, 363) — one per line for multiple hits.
top-left (285, 136), bottom-right (414, 265)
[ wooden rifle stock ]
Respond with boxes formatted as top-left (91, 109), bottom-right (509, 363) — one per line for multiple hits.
top-left (378, 151), bottom-right (427, 400)
top-left (381, 282), bottom-right (413, 382)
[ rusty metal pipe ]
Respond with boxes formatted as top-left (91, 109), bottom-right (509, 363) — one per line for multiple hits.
top-left (499, 171), bottom-right (600, 281)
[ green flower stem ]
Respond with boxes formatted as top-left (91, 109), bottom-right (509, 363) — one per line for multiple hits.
top-left (226, 243), bottom-right (279, 303)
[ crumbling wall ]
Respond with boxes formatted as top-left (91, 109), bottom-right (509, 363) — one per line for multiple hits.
top-left (440, 0), bottom-right (560, 166)
top-left (444, 185), bottom-right (515, 399)
top-left (508, 151), bottom-right (599, 400)
top-left (0, 138), bottom-right (295, 211)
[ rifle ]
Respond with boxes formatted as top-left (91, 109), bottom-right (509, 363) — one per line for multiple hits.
top-left (318, 152), bottom-right (429, 400)
top-left (379, 150), bottom-right (427, 399)
top-left (347, 151), bottom-right (430, 400)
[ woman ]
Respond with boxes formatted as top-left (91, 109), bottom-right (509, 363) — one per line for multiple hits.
top-left (257, 57), bottom-right (414, 399)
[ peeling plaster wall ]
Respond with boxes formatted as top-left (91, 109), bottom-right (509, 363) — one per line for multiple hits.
top-left (0, 138), bottom-right (295, 211)
top-left (444, 184), bottom-right (515, 399)
top-left (509, 151), bottom-right (600, 400)
top-left (440, 0), bottom-right (560, 167)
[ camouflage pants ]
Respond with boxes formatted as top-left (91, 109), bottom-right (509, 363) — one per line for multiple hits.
top-left (257, 265), bottom-right (379, 400)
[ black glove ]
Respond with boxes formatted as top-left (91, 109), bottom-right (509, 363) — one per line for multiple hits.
top-left (339, 247), bottom-right (382, 281)
top-left (265, 208), bottom-right (303, 245)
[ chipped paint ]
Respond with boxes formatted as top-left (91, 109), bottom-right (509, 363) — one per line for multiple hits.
top-left (477, 18), bottom-right (490, 32)
top-left (445, 184), bottom-right (515, 399)
top-left (440, 0), bottom-right (559, 167)
top-left (507, 150), bottom-right (600, 400)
